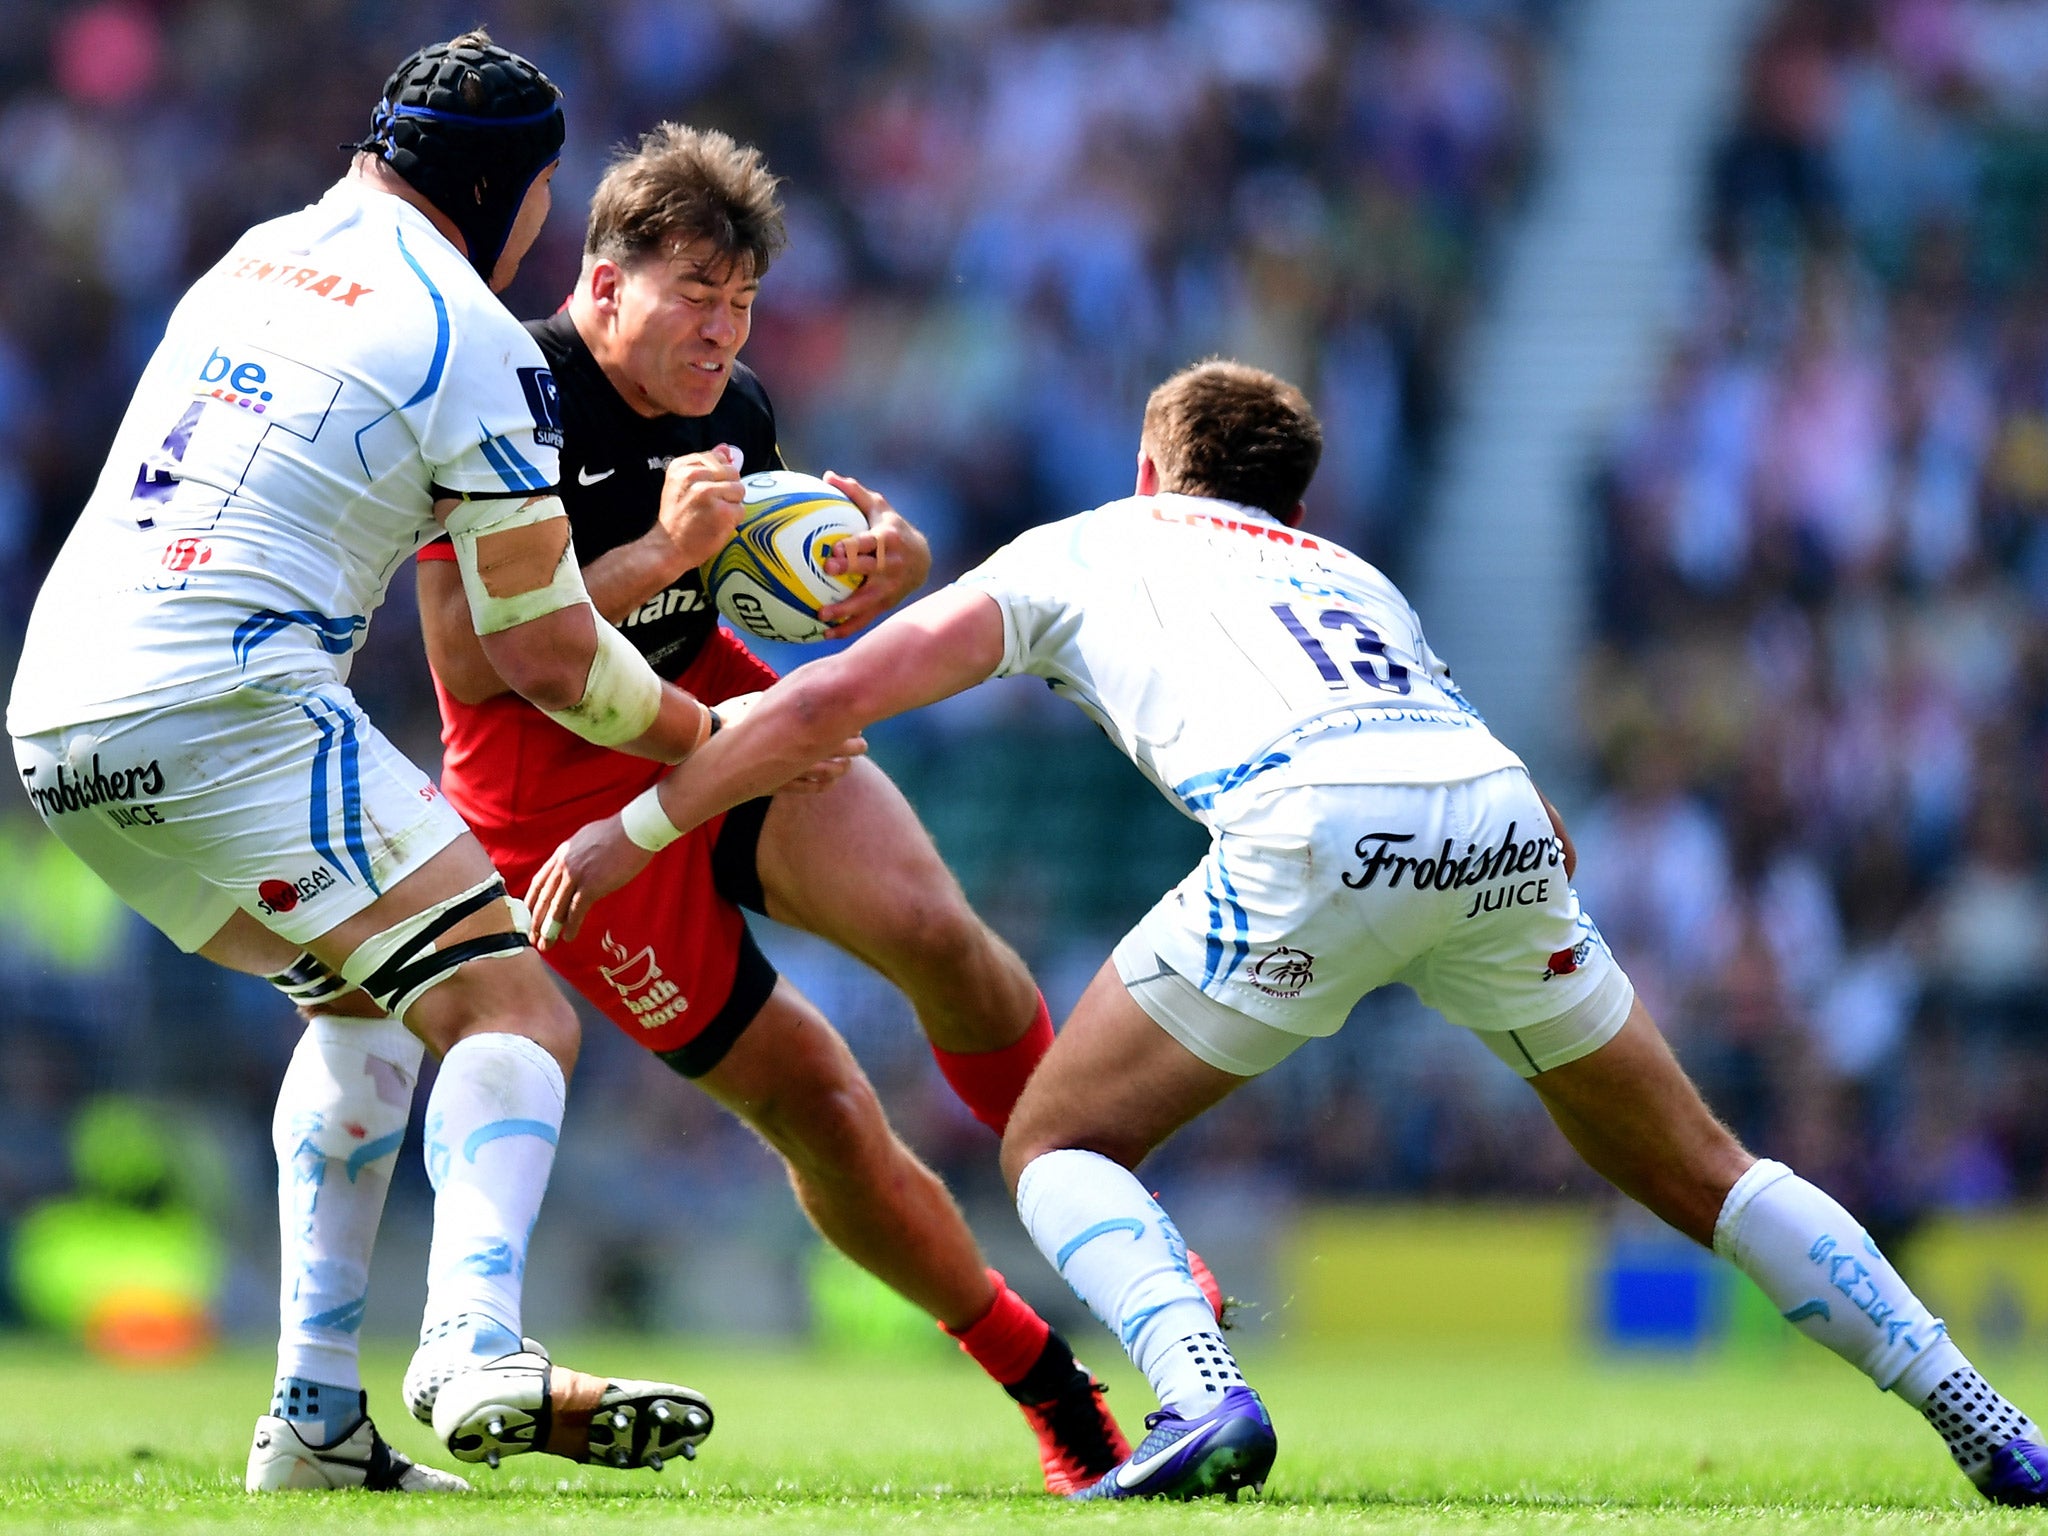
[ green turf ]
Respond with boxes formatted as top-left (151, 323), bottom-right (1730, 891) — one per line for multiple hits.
top-left (0, 1337), bottom-right (2040, 1531)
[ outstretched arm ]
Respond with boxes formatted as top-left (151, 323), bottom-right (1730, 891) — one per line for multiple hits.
top-left (527, 585), bottom-right (1005, 943)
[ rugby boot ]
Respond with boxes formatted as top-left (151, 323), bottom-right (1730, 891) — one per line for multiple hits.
top-left (1014, 1362), bottom-right (1131, 1495)
top-left (1978, 1437), bottom-right (2048, 1506)
top-left (402, 1313), bottom-right (527, 1425)
top-left (1071, 1385), bottom-right (1275, 1502)
top-left (245, 1400), bottom-right (470, 1492)
top-left (429, 1340), bottom-right (712, 1471)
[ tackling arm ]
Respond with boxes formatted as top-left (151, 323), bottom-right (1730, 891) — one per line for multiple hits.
top-left (656, 584), bottom-right (1004, 833)
top-left (525, 585), bottom-right (1006, 944)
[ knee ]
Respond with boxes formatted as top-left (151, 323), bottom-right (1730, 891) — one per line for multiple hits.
top-left (425, 962), bottom-right (581, 1078)
top-left (999, 1093), bottom-right (1071, 1195)
top-left (997, 1128), bottom-right (1041, 1196)
top-left (1001, 1086), bottom-right (1150, 1196)
top-left (756, 1075), bottom-right (890, 1183)
top-left (1683, 1135), bottom-right (1754, 1229)
top-left (874, 890), bottom-right (991, 990)
top-left (518, 988), bottom-right (581, 1077)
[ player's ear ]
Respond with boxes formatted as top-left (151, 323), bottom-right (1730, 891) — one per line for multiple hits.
top-left (1135, 451), bottom-right (1160, 497)
top-left (585, 257), bottom-right (622, 313)
top-left (1281, 500), bottom-right (1306, 528)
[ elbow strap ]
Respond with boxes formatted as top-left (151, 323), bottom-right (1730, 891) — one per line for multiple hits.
top-left (542, 621), bottom-right (664, 747)
top-left (445, 493), bottom-right (588, 635)
top-left (445, 495), bottom-right (666, 747)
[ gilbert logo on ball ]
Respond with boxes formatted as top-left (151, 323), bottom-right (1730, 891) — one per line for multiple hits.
top-left (706, 471), bottom-right (866, 643)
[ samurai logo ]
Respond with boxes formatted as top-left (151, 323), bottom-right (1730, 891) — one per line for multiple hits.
top-left (1250, 945), bottom-right (1315, 998)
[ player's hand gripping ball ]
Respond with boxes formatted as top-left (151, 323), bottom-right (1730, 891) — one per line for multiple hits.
top-left (705, 471), bottom-right (867, 643)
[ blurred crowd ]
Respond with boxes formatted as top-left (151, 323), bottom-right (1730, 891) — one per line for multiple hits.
top-left (0, 0), bottom-right (1561, 1317)
top-left (1586, 0), bottom-right (2048, 1228)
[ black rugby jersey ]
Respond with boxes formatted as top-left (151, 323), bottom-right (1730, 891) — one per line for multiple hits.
top-left (527, 308), bottom-right (781, 681)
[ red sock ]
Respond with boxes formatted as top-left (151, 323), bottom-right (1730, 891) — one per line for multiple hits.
top-left (930, 991), bottom-right (1053, 1134)
top-left (943, 1269), bottom-right (1052, 1389)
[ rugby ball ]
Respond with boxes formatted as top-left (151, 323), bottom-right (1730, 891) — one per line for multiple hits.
top-left (705, 471), bottom-right (866, 643)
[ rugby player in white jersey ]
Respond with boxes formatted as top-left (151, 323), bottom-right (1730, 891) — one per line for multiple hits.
top-left (8, 33), bottom-right (737, 1491)
top-left (527, 360), bottom-right (2048, 1506)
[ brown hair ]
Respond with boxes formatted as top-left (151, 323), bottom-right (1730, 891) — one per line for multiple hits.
top-left (1141, 360), bottom-right (1322, 518)
top-left (584, 123), bottom-right (786, 279)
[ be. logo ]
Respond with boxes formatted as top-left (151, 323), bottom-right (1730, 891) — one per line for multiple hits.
top-left (197, 348), bottom-right (275, 413)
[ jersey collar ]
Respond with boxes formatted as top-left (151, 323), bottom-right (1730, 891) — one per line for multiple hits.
top-left (1153, 491), bottom-right (1286, 526)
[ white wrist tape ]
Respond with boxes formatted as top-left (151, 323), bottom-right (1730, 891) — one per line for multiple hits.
top-left (446, 493), bottom-right (588, 635)
top-left (620, 784), bottom-right (683, 851)
top-left (543, 621), bottom-right (663, 746)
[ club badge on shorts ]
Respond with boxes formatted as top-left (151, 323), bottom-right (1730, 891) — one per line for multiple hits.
top-left (1249, 946), bottom-right (1315, 998)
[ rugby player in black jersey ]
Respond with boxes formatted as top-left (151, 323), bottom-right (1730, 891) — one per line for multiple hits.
top-left (413, 124), bottom-right (1173, 1493)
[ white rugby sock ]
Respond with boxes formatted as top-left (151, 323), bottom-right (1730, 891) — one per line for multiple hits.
top-left (1714, 1161), bottom-right (2041, 1482)
top-left (415, 1032), bottom-right (564, 1362)
top-left (1017, 1149), bottom-right (1244, 1417)
top-left (1922, 1365), bottom-right (2042, 1483)
top-left (272, 1013), bottom-right (422, 1392)
top-left (1714, 1161), bottom-right (1961, 1400)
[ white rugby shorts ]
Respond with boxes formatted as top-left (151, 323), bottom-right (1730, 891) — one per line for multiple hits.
top-left (11, 678), bottom-right (466, 951)
top-left (1113, 764), bottom-right (1633, 1078)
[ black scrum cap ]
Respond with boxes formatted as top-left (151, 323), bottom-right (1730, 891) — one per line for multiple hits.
top-left (354, 38), bottom-right (564, 281)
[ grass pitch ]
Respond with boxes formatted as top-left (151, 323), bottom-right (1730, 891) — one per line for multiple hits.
top-left (1, 1337), bottom-right (2041, 1532)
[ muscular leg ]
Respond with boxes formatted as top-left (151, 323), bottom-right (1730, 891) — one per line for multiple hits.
top-left (263, 989), bottom-right (423, 1450)
top-left (207, 838), bottom-right (596, 1429)
top-left (693, 975), bottom-right (1135, 1492)
top-left (1521, 997), bottom-right (1750, 1246)
top-left (1001, 962), bottom-right (1252, 1424)
top-left (1531, 997), bottom-right (2042, 1494)
top-left (200, 842), bottom-right (578, 1479)
top-left (201, 911), bottom-right (424, 1454)
top-left (696, 977), bottom-right (991, 1327)
top-left (755, 760), bottom-right (1050, 1132)
top-left (1002, 962), bottom-right (1244, 1187)
top-left (757, 759), bottom-right (1036, 1053)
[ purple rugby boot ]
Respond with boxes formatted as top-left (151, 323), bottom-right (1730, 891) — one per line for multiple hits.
top-left (1978, 1436), bottom-right (2048, 1506)
top-left (1070, 1385), bottom-right (1275, 1502)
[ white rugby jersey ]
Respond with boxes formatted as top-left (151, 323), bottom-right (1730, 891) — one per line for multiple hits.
top-left (8, 180), bottom-right (562, 735)
top-left (956, 493), bottom-right (1524, 826)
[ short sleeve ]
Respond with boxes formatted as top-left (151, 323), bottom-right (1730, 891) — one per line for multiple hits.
top-left (953, 518), bottom-right (1083, 678)
top-left (417, 305), bottom-right (562, 499)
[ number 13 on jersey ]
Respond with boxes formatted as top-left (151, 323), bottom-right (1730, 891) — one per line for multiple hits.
top-left (1272, 603), bottom-right (1411, 694)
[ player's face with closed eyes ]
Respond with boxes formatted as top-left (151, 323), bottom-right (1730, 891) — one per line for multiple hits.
top-left (610, 240), bottom-right (756, 419)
